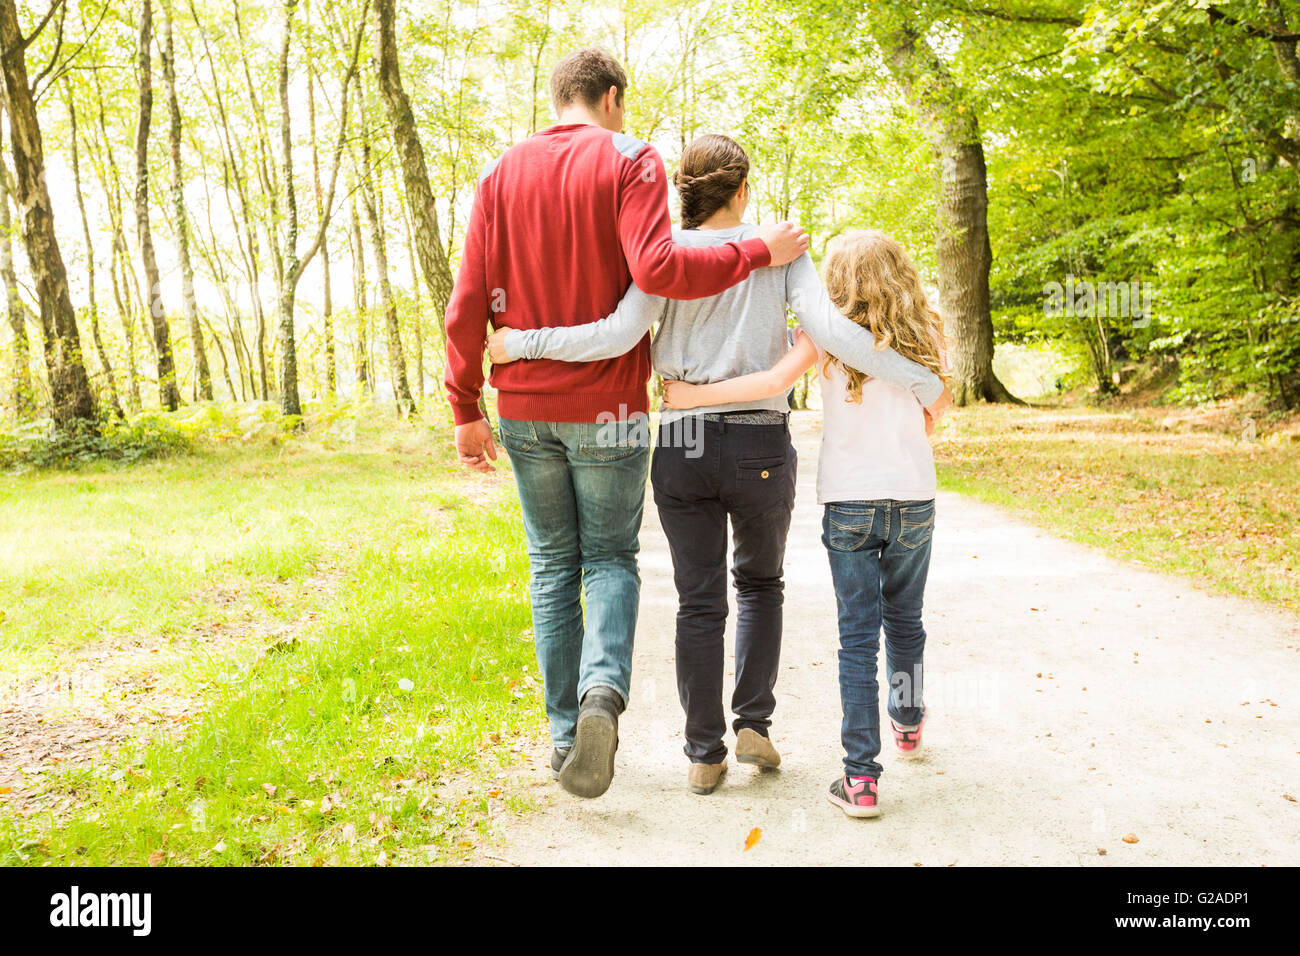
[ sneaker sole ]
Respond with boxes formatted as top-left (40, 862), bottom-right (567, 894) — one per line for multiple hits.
top-left (826, 789), bottom-right (881, 818)
top-left (558, 711), bottom-right (617, 798)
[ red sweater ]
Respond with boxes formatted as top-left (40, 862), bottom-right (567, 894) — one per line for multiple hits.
top-left (444, 123), bottom-right (772, 426)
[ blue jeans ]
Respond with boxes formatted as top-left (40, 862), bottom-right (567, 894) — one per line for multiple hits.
top-left (822, 499), bottom-right (934, 779)
top-left (498, 417), bottom-right (651, 749)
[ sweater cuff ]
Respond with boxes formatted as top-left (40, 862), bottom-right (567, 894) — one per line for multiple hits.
top-left (739, 236), bottom-right (772, 269)
top-left (504, 329), bottom-right (530, 362)
top-left (916, 377), bottom-right (944, 407)
top-left (451, 401), bottom-right (485, 427)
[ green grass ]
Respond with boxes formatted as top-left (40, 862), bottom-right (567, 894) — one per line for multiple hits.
top-left (935, 405), bottom-right (1300, 611)
top-left (0, 402), bottom-right (543, 866)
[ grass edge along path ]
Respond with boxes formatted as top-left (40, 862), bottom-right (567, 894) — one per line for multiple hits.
top-left (934, 405), bottom-right (1299, 613)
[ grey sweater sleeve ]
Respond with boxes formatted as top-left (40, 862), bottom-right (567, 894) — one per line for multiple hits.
top-left (786, 253), bottom-right (944, 406)
top-left (503, 284), bottom-right (664, 362)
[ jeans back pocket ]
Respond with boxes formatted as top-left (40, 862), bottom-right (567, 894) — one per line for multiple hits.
top-left (825, 503), bottom-right (877, 552)
top-left (498, 418), bottom-right (539, 453)
top-left (896, 501), bottom-right (935, 550)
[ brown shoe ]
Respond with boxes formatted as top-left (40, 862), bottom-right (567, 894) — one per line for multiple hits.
top-left (687, 759), bottom-right (727, 795)
top-left (735, 728), bottom-right (781, 768)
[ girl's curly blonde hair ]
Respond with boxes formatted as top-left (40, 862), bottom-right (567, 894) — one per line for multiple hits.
top-left (821, 230), bottom-right (948, 403)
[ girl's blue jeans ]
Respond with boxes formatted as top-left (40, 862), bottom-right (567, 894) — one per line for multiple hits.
top-left (821, 499), bottom-right (934, 779)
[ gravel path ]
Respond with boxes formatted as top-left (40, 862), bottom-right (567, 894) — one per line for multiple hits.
top-left (482, 412), bottom-right (1300, 866)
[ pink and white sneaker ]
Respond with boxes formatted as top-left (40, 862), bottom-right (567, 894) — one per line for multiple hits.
top-left (890, 712), bottom-right (926, 759)
top-left (827, 774), bottom-right (880, 818)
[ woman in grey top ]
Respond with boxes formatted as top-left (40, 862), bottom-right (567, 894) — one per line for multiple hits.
top-left (488, 134), bottom-right (948, 795)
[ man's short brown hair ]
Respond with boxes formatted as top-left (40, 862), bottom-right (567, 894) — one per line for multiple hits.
top-left (549, 47), bottom-right (627, 114)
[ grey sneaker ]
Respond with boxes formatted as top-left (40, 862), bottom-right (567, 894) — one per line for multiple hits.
top-left (558, 687), bottom-right (622, 798)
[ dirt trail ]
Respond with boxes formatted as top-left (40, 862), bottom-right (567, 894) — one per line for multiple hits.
top-left (482, 413), bottom-right (1300, 866)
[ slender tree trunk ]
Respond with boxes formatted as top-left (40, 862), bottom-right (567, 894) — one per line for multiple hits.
top-left (135, 0), bottom-right (181, 410)
top-left (161, 2), bottom-right (211, 400)
top-left (0, 118), bottom-right (34, 418)
top-left (372, 0), bottom-right (454, 338)
top-left (886, 26), bottom-right (1020, 406)
top-left (66, 91), bottom-right (125, 419)
top-left (272, 0), bottom-right (363, 417)
top-left (0, 0), bottom-right (97, 428)
top-left (275, 0), bottom-right (303, 417)
top-left (84, 69), bottom-right (142, 410)
top-left (349, 177), bottom-right (368, 394)
top-left (308, 67), bottom-right (335, 397)
top-left (359, 140), bottom-right (413, 414)
top-left (400, 190), bottom-right (424, 399)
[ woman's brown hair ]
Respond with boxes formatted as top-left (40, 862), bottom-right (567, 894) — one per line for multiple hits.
top-left (673, 134), bottom-right (749, 230)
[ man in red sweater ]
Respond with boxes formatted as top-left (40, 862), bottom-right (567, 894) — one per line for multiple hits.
top-left (445, 48), bottom-right (808, 799)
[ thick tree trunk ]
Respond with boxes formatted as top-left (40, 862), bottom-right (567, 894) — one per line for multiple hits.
top-left (135, 0), bottom-right (180, 410)
top-left (161, 3), bottom-right (211, 401)
top-left (66, 91), bottom-right (125, 419)
top-left (372, 0), bottom-right (454, 337)
top-left (886, 27), bottom-right (1021, 406)
top-left (0, 121), bottom-right (34, 418)
top-left (0, 0), bottom-right (97, 428)
top-left (359, 140), bottom-right (414, 414)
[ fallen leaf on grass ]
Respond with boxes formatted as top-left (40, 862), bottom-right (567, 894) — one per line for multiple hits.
top-left (1284, 794), bottom-right (1296, 802)
top-left (147, 850), bottom-right (165, 866)
top-left (0, 787), bottom-right (12, 795)
top-left (262, 783), bottom-right (277, 799)
top-left (1122, 833), bottom-right (1139, 844)
top-left (744, 827), bottom-right (761, 851)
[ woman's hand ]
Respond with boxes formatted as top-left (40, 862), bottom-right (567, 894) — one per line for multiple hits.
top-left (486, 328), bottom-right (514, 365)
top-left (661, 379), bottom-right (702, 410)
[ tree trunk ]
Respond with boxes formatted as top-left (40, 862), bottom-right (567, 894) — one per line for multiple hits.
top-left (359, 140), bottom-right (414, 414)
top-left (886, 26), bottom-right (1020, 406)
top-left (66, 90), bottom-right (125, 419)
top-left (161, 2), bottom-right (211, 401)
top-left (0, 118), bottom-right (34, 418)
top-left (135, 0), bottom-right (180, 410)
top-left (0, 0), bottom-right (97, 429)
top-left (372, 0), bottom-right (454, 338)
top-left (273, 0), bottom-right (364, 418)
top-left (308, 67), bottom-right (335, 398)
top-left (349, 178), bottom-right (369, 394)
top-left (85, 68), bottom-right (141, 411)
top-left (275, 0), bottom-right (303, 418)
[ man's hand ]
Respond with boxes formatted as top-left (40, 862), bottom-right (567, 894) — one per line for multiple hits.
top-left (486, 328), bottom-right (515, 365)
top-left (755, 221), bottom-right (810, 267)
top-left (924, 386), bottom-right (953, 425)
top-left (455, 418), bottom-right (498, 473)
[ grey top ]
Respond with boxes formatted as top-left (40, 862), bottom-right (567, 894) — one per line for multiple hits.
top-left (503, 223), bottom-right (944, 425)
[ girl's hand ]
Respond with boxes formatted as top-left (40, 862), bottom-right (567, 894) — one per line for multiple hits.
top-left (662, 380), bottom-right (701, 409)
top-left (923, 408), bottom-right (936, 436)
top-left (486, 328), bottom-right (514, 365)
